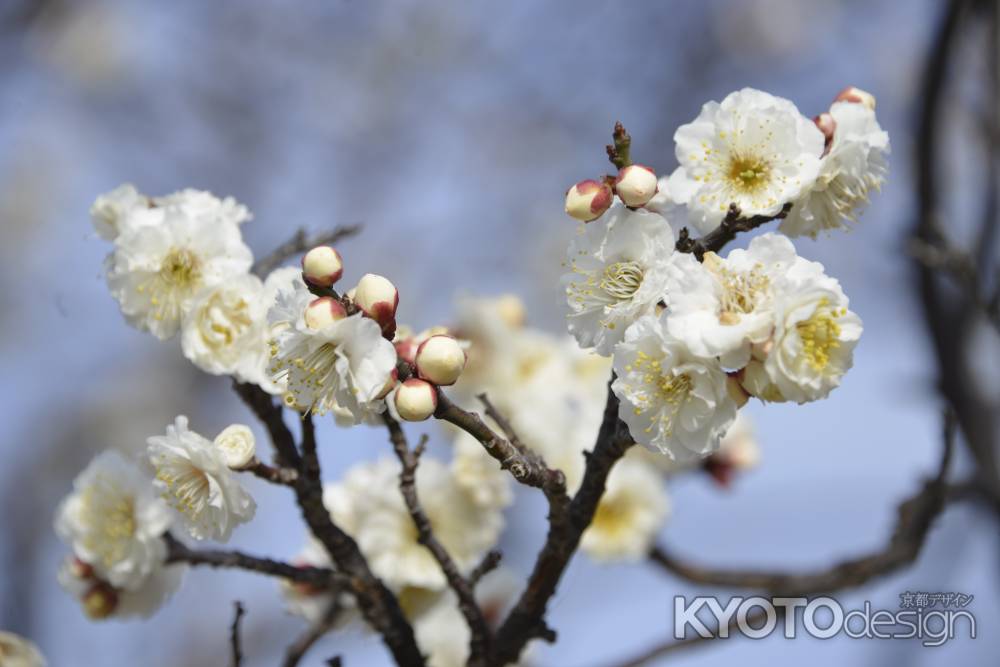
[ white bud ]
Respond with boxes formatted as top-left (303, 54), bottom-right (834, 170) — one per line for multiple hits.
top-left (834, 86), bottom-right (876, 110)
top-left (301, 246), bottom-right (343, 287)
top-left (614, 164), bottom-right (658, 207)
top-left (354, 273), bottom-right (398, 335)
top-left (565, 179), bottom-right (613, 222)
top-left (814, 112), bottom-right (836, 152)
top-left (214, 424), bottom-right (257, 469)
top-left (494, 294), bottom-right (526, 328)
top-left (415, 335), bottom-right (466, 386)
top-left (394, 379), bottom-right (438, 421)
top-left (304, 296), bottom-right (347, 330)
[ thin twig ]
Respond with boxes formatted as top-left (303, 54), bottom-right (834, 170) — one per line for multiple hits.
top-left (241, 458), bottom-right (299, 485)
top-left (283, 599), bottom-right (344, 667)
top-left (675, 203), bottom-right (793, 260)
top-left (230, 601), bottom-right (246, 667)
top-left (252, 225), bottom-right (362, 277)
top-left (384, 415), bottom-right (493, 667)
top-left (164, 533), bottom-right (345, 588)
top-left (469, 550), bottom-right (503, 588)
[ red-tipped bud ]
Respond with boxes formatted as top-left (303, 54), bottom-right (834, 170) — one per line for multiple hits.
top-left (814, 112), bottom-right (837, 154)
top-left (395, 338), bottom-right (418, 364)
top-left (304, 296), bottom-right (347, 330)
top-left (301, 246), bottom-right (343, 287)
top-left (834, 86), bottom-right (876, 111)
top-left (394, 378), bottom-right (438, 421)
top-left (415, 335), bottom-right (466, 386)
top-left (614, 164), bottom-right (658, 207)
top-left (354, 273), bottom-right (398, 336)
top-left (82, 583), bottom-right (118, 620)
top-left (70, 558), bottom-right (95, 580)
top-left (565, 179), bottom-right (613, 222)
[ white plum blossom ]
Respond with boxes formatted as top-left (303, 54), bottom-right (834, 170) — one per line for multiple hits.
top-left (612, 314), bottom-right (737, 460)
top-left (759, 258), bottom-right (863, 403)
top-left (780, 101), bottom-right (890, 237)
top-left (664, 233), bottom-right (799, 369)
top-left (581, 458), bottom-right (670, 561)
top-left (57, 555), bottom-right (185, 620)
top-left (105, 204), bottom-right (253, 339)
top-left (213, 424), bottom-right (256, 469)
top-left (667, 88), bottom-right (824, 234)
top-left (181, 273), bottom-right (272, 383)
top-left (268, 280), bottom-right (397, 422)
top-left (563, 203), bottom-right (676, 355)
top-left (89, 183), bottom-right (149, 240)
top-left (152, 188), bottom-right (252, 227)
top-left (54, 450), bottom-right (172, 591)
top-left (0, 631), bottom-right (46, 667)
top-left (147, 416), bottom-right (256, 542)
top-left (323, 458), bottom-right (503, 591)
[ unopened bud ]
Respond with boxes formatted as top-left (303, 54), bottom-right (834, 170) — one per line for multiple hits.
top-left (814, 112), bottom-right (836, 153)
top-left (415, 335), bottom-right (466, 386)
top-left (395, 337), bottom-right (418, 364)
top-left (565, 179), bottom-right (613, 222)
top-left (495, 294), bottom-right (526, 328)
top-left (834, 86), bottom-right (876, 111)
top-left (354, 273), bottom-right (398, 336)
top-left (394, 379), bottom-right (438, 421)
top-left (301, 246), bottom-right (344, 287)
top-left (70, 558), bottom-right (95, 580)
top-left (214, 424), bottom-right (256, 469)
top-left (82, 583), bottom-right (118, 620)
top-left (304, 297), bottom-right (347, 330)
top-left (614, 164), bottom-right (658, 207)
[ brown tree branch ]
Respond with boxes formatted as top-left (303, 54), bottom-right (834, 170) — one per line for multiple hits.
top-left (233, 382), bottom-right (424, 666)
top-left (230, 600), bottom-right (246, 667)
top-left (675, 203), bottom-right (793, 260)
top-left (384, 416), bottom-right (493, 667)
top-left (164, 533), bottom-right (346, 589)
top-left (283, 600), bottom-right (344, 667)
top-left (240, 458), bottom-right (299, 485)
top-left (252, 225), bottom-right (362, 278)
top-left (492, 379), bottom-right (634, 665)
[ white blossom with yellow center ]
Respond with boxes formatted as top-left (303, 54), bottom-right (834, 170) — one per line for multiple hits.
top-left (664, 233), bottom-right (800, 368)
top-left (147, 416), bottom-right (256, 542)
top-left (106, 204), bottom-right (253, 340)
top-left (780, 101), bottom-right (890, 238)
top-left (666, 88), bottom-right (824, 234)
top-left (54, 450), bottom-right (172, 591)
top-left (267, 280), bottom-right (397, 423)
top-left (581, 457), bottom-right (670, 562)
top-left (563, 203), bottom-right (676, 355)
top-left (323, 458), bottom-right (503, 591)
top-left (612, 314), bottom-right (737, 460)
top-left (763, 259), bottom-right (863, 403)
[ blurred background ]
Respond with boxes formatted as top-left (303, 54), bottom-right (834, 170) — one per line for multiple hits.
top-left (1, 0), bottom-right (998, 665)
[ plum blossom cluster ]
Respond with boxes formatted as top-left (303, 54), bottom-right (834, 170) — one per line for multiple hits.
top-left (563, 86), bottom-right (886, 460)
top-left (53, 418), bottom-right (254, 620)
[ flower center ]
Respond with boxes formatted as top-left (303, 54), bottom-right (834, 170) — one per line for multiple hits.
top-left (79, 479), bottom-right (137, 568)
top-left (591, 496), bottom-right (633, 537)
top-left (627, 351), bottom-right (692, 437)
top-left (726, 153), bottom-right (771, 194)
top-left (703, 254), bottom-right (770, 324)
top-left (270, 340), bottom-right (344, 414)
top-left (156, 465), bottom-right (211, 519)
top-left (160, 248), bottom-right (201, 288)
top-left (600, 261), bottom-right (644, 301)
top-left (797, 299), bottom-right (845, 371)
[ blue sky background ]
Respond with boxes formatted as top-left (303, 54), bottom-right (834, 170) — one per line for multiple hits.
top-left (0, 1), bottom-right (996, 665)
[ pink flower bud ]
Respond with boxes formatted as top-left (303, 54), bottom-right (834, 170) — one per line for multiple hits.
top-left (415, 335), bottom-right (466, 386)
top-left (304, 296), bottom-right (347, 330)
top-left (814, 112), bottom-right (837, 153)
top-left (301, 246), bottom-right (343, 287)
top-left (71, 558), bottom-right (95, 580)
top-left (394, 378), bottom-right (438, 421)
top-left (354, 273), bottom-right (398, 336)
top-left (614, 164), bottom-right (658, 207)
top-left (833, 86), bottom-right (876, 111)
top-left (565, 179), bottom-right (613, 222)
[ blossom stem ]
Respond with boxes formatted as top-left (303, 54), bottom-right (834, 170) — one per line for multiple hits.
top-left (675, 203), bottom-right (793, 260)
top-left (251, 225), bottom-right (361, 278)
